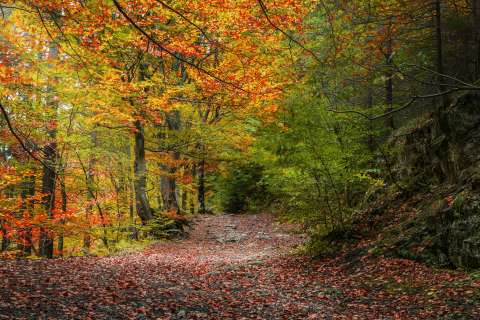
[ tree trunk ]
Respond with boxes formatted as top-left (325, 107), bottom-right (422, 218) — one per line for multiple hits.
top-left (473, 0), bottom-right (480, 80)
top-left (384, 17), bottom-right (395, 129)
top-left (39, 141), bottom-right (56, 258)
top-left (160, 151), bottom-right (180, 213)
top-left (57, 171), bottom-right (67, 256)
top-left (435, 0), bottom-right (449, 108)
top-left (366, 79), bottom-right (376, 152)
top-left (190, 165), bottom-right (196, 215)
top-left (181, 187), bottom-right (187, 214)
top-left (198, 158), bottom-right (206, 214)
top-left (129, 178), bottom-right (138, 240)
top-left (0, 224), bottom-right (8, 252)
top-left (39, 44), bottom-right (58, 259)
top-left (160, 171), bottom-right (179, 212)
top-left (19, 175), bottom-right (35, 256)
top-left (133, 120), bottom-right (153, 224)
top-left (83, 134), bottom-right (96, 251)
top-left (159, 110), bottom-right (181, 213)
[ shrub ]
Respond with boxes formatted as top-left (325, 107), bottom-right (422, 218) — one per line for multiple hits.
top-left (212, 162), bottom-right (269, 213)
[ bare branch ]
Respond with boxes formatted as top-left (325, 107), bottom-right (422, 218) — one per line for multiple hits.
top-left (328, 88), bottom-right (473, 121)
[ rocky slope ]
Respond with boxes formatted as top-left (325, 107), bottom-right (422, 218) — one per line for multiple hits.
top-left (369, 91), bottom-right (480, 269)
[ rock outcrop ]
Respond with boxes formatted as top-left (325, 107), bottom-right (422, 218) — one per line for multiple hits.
top-left (380, 92), bottom-right (480, 269)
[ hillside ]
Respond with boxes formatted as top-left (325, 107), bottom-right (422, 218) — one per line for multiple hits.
top-left (337, 92), bottom-right (480, 270)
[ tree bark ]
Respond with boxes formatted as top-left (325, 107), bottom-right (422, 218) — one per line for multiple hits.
top-left (19, 175), bottom-right (35, 256)
top-left (83, 133), bottom-right (97, 251)
top-left (160, 169), bottom-right (179, 212)
top-left (57, 170), bottom-right (67, 256)
top-left (39, 44), bottom-right (58, 259)
top-left (198, 158), bottom-right (206, 214)
top-left (0, 224), bottom-right (8, 252)
top-left (384, 17), bottom-right (395, 129)
top-left (39, 141), bottom-right (56, 258)
top-left (190, 165), bottom-right (196, 215)
top-left (129, 178), bottom-right (138, 240)
top-left (181, 187), bottom-right (187, 214)
top-left (159, 110), bottom-right (181, 213)
top-left (435, 0), bottom-right (449, 108)
top-left (133, 120), bottom-right (153, 224)
top-left (472, 0), bottom-right (480, 80)
top-left (160, 149), bottom-right (180, 213)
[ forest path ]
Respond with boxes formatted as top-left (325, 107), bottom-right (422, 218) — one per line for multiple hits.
top-left (0, 214), bottom-right (311, 320)
top-left (1, 213), bottom-right (478, 319)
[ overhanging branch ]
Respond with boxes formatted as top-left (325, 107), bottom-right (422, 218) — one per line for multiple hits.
top-left (257, 0), bottom-right (323, 64)
top-left (112, 0), bottom-right (250, 94)
top-left (0, 102), bottom-right (52, 169)
top-left (328, 88), bottom-right (475, 121)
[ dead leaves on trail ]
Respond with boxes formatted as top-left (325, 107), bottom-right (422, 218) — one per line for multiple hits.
top-left (0, 214), bottom-right (479, 319)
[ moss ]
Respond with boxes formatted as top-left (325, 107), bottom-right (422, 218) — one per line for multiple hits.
top-left (106, 239), bottom-right (157, 255)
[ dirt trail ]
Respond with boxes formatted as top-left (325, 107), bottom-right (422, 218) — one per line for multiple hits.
top-left (0, 214), bottom-right (307, 320)
top-left (0, 213), bottom-right (478, 319)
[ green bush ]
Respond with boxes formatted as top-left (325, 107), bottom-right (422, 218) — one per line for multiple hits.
top-left (145, 214), bottom-right (187, 239)
top-left (212, 162), bottom-right (270, 213)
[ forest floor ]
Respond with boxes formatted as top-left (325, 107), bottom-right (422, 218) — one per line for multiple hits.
top-left (1, 213), bottom-right (480, 320)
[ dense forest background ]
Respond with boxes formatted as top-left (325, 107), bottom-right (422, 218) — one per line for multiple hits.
top-left (0, 0), bottom-right (479, 262)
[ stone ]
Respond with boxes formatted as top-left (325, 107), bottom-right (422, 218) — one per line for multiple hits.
top-left (256, 232), bottom-right (271, 240)
top-left (176, 309), bottom-right (186, 318)
top-left (387, 92), bottom-right (480, 269)
top-left (216, 232), bottom-right (248, 243)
